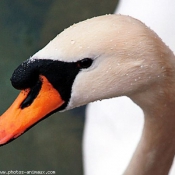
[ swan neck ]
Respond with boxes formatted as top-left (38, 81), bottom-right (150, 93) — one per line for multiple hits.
top-left (124, 51), bottom-right (175, 174)
top-left (124, 112), bottom-right (175, 175)
top-left (124, 94), bottom-right (175, 175)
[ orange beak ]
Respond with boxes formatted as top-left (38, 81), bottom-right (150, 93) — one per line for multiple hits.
top-left (0, 75), bottom-right (64, 145)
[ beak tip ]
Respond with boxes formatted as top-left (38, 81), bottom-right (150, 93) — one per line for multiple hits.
top-left (0, 129), bottom-right (16, 145)
top-left (0, 135), bottom-right (11, 145)
top-left (0, 133), bottom-right (20, 146)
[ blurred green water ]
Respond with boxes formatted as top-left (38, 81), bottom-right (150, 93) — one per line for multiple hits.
top-left (0, 0), bottom-right (118, 174)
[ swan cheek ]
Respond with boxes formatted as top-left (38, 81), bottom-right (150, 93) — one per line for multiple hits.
top-left (0, 76), bottom-right (64, 145)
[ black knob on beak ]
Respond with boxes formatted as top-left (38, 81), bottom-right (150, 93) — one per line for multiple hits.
top-left (11, 59), bottom-right (39, 90)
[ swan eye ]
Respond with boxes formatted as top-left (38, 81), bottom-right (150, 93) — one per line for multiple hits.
top-left (77, 58), bottom-right (93, 69)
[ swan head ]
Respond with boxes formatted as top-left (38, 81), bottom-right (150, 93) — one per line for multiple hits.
top-left (33, 14), bottom-right (173, 110)
top-left (0, 14), bottom-right (173, 144)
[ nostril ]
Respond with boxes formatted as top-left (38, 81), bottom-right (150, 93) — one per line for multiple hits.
top-left (11, 60), bottom-right (39, 90)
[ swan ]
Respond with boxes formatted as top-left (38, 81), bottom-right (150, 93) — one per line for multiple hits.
top-left (85, 1), bottom-right (175, 174)
top-left (0, 14), bottom-right (175, 174)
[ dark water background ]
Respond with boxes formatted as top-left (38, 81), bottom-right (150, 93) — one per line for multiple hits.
top-left (0, 0), bottom-right (118, 174)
